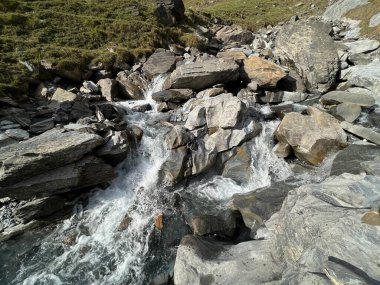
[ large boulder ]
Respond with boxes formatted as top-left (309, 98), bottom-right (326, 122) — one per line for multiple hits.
top-left (158, 146), bottom-right (189, 186)
top-left (275, 107), bottom-right (347, 165)
top-left (164, 125), bottom-right (194, 149)
top-left (98, 78), bottom-right (118, 102)
top-left (275, 19), bottom-right (339, 94)
top-left (168, 59), bottom-right (239, 91)
top-left (154, 0), bottom-right (185, 26)
top-left (0, 129), bottom-right (104, 187)
top-left (222, 143), bottom-right (252, 184)
top-left (116, 71), bottom-right (148, 100)
top-left (321, 90), bottom-right (375, 107)
top-left (242, 56), bottom-right (286, 88)
top-left (142, 50), bottom-right (177, 78)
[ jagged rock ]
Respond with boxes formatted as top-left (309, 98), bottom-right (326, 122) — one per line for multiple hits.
top-left (321, 90), bottom-right (375, 107)
top-left (258, 91), bottom-right (309, 103)
top-left (331, 144), bottom-right (380, 176)
top-left (323, 0), bottom-right (369, 20)
top-left (334, 102), bottom-right (362, 122)
top-left (95, 130), bottom-right (132, 165)
top-left (236, 89), bottom-right (258, 106)
top-left (50, 88), bottom-right (79, 108)
top-left (164, 125), bottom-right (193, 149)
top-left (341, 121), bottom-right (380, 145)
top-left (222, 143), bottom-right (252, 184)
top-left (152, 89), bottom-right (194, 103)
top-left (98, 78), bottom-right (118, 102)
top-left (30, 118), bottom-right (54, 134)
top-left (273, 142), bottom-right (292, 158)
top-left (242, 56), bottom-right (286, 88)
top-left (275, 19), bottom-right (339, 94)
top-left (0, 220), bottom-right (40, 242)
top-left (158, 146), bottom-right (188, 185)
top-left (184, 106), bottom-right (207, 130)
top-left (168, 59), bottom-right (239, 90)
top-left (143, 50), bottom-right (177, 78)
top-left (0, 156), bottom-right (115, 199)
top-left (215, 25), bottom-right (254, 45)
top-left (343, 39), bottom-right (380, 55)
top-left (4, 129), bottom-right (30, 141)
top-left (0, 129), bottom-right (104, 187)
top-left (116, 71), bottom-right (148, 100)
top-left (154, 0), bottom-right (185, 26)
top-left (192, 210), bottom-right (241, 237)
top-left (118, 213), bottom-right (133, 231)
top-left (191, 139), bottom-right (217, 176)
top-left (173, 236), bottom-right (283, 285)
top-left (131, 103), bottom-right (152, 113)
top-left (275, 107), bottom-right (347, 165)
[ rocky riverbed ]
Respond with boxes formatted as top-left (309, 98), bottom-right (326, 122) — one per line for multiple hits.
top-left (1, 0), bottom-right (380, 284)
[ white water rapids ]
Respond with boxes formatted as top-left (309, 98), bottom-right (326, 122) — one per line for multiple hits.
top-left (0, 77), bottom-right (332, 285)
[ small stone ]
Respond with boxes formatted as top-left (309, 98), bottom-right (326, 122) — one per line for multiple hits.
top-left (273, 142), bottom-right (292, 158)
top-left (5, 129), bottom-right (30, 141)
top-left (361, 209), bottom-right (380, 226)
top-left (335, 103), bottom-right (361, 123)
top-left (118, 214), bottom-right (133, 231)
top-left (154, 214), bottom-right (164, 230)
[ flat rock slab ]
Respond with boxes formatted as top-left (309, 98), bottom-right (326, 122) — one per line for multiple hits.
top-left (335, 102), bottom-right (362, 122)
top-left (321, 90), bottom-right (375, 107)
top-left (342, 62), bottom-right (380, 91)
top-left (4, 129), bottom-right (30, 141)
top-left (0, 129), bottom-right (104, 186)
top-left (142, 50), bottom-right (176, 78)
top-left (343, 39), bottom-right (380, 54)
top-left (330, 144), bottom-right (380, 176)
top-left (369, 12), bottom-right (380, 27)
top-left (168, 59), bottom-right (239, 90)
top-left (323, 0), bottom-right (369, 20)
top-left (341, 121), bottom-right (380, 145)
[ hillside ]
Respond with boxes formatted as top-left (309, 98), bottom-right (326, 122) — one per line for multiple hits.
top-left (0, 0), bottom-right (331, 98)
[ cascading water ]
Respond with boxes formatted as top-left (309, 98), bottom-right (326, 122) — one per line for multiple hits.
top-left (0, 78), bottom-right (326, 285)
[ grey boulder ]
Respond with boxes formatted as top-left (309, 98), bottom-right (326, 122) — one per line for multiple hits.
top-left (142, 50), bottom-right (177, 78)
top-left (321, 90), bottom-right (375, 107)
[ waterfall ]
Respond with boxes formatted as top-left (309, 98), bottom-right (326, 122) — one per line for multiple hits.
top-left (0, 84), bottom-right (295, 285)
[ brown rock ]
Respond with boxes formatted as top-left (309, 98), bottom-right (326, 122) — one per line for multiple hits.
top-left (154, 213), bottom-right (164, 230)
top-left (118, 214), bottom-right (133, 231)
top-left (243, 56), bottom-right (286, 88)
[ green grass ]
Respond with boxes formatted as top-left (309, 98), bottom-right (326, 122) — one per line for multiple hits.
top-left (184, 0), bottom-right (328, 30)
top-left (0, 0), bottom-right (330, 99)
top-left (345, 0), bottom-right (380, 41)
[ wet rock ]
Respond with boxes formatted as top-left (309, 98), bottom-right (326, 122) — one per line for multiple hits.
top-left (168, 59), bottom-right (239, 91)
top-left (0, 156), bottom-right (115, 199)
top-left (95, 130), bottom-right (132, 165)
top-left (143, 50), bottom-right (177, 78)
top-left (81, 81), bottom-right (99, 93)
top-left (275, 19), bottom-right (339, 94)
top-left (118, 214), bottom-right (133, 231)
top-left (191, 139), bottom-right (217, 176)
top-left (98, 78), bottom-right (118, 102)
top-left (184, 106), bottom-right (207, 130)
top-left (341, 62), bottom-right (380, 94)
top-left (275, 107), bottom-right (347, 165)
top-left (30, 118), bottom-right (54, 134)
top-left (4, 129), bottom-right (30, 141)
top-left (0, 220), bottom-right (40, 242)
top-left (159, 146), bottom-right (188, 185)
top-left (191, 210), bottom-right (241, 238)
top-left (164, 125), bottom-right (194, 149)
top-left (331, 144), bottom-right (380, 176)
top-left (273, 142), bottom-right (292, 158)
top-left (131, 103), bottom-right (152, 113)
top-left (152, 89), bottom-right (194, 103)
top-left (116, 71), bottom-right (148, 100)
top-left (334, 102), bottom-right (361, 122)
top-left (13, 196), bottom-right (66, 223)
top-left (0, 129), bottom-right (104, 187)
top-left (341, 121), bottom-right (380, 145)
top-left (321, 90), bottom-right (375, 107)
top-left (154, 0), bottom-right (185, 26)
top-left (222, 143), bottom-right (252, 184)
top-left (242, 56), bottom-right (286, 88)
top-left (343, 39), bottom-right (380, 55)
top-left (154, 213), bottom-right (164, 230)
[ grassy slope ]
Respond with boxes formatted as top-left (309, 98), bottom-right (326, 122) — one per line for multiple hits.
top-left (345, 0), bottom-right (380, 40)
top-left (0, 0), bottom-right (329, 98)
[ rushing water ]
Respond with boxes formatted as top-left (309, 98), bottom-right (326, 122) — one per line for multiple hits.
top-left (0, 77), bottom-right (332, 285)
